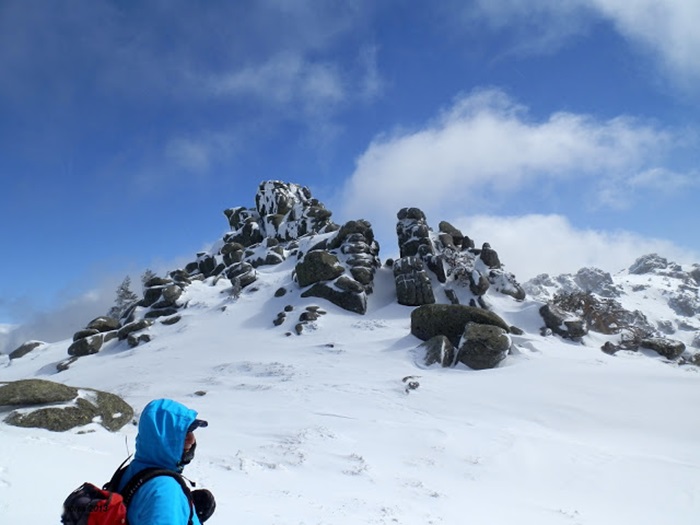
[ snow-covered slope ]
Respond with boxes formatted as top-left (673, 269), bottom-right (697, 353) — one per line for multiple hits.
top-left (2, 259), bottom-right (699, 524)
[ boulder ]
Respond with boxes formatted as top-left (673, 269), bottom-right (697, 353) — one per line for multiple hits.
top-left (226, 261), bottom-right (257, 288)
top-left (86, 316), bottom-right (121, 332)
top-left (640, 337), bottom-right (686, 360)
top-left (411, 304), bottom-right (510, 347)
top-left (628, 254), bottom-right (668, 274)
top-left (421, 335), bottom-right (455, 367)
top-left (8, 341), bottom-right (45, 360)
top-left (539, 304), bottom-right (588, 340)
top-left (457, 322), bottom-right (511, 370)
top-left (1, 379), bottom-right (133, 432)
top-left (0, 379), bottom-right (77, 405)
top-left (295, 251), bottom-right (345, 287)
top-left (67, 334), bottom-right (104, 356)
top-left (479, 243), bottom-right (501, 269)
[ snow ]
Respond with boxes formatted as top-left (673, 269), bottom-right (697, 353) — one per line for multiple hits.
top-left (1, 264), bottom-right (699, 524)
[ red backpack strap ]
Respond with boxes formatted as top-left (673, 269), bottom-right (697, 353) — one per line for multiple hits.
top-left (120, 468), bottom-right (194, 525)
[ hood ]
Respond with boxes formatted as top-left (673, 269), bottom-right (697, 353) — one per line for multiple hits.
top-left (134, 398), bottom-right (198, 471)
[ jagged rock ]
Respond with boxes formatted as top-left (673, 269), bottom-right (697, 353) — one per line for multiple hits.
top-left (295, 251), bottom-right (344, 287)
top-left (574, 268), bottom-right (620, 297)
top-left (421, 335), bottom-right (455, 367)
top-left (86, 316), bottom-right (121, 332)
top-left (640, 338), bottom-right (686, 360)
top-left (255, 181), bottom-right (337, 242)
top-left (479, 243), bottom-right (501, 269)
top-left (394, 256), bottom-right (435, 306)
top-left (629, 254), bottom-right (668, 274)
top-left (67, 334), bottom-right (104, 356)
top-left (668, 294), bottom-right (699, 317)
top-left (539, 304), bottom-right (588, 340)
top-left (411, 304), bottom-right (510, 347)
top-left (457, 322), bottom-right (511, 370)
top-left (1, 379), bottom-right (133, 432)
top-left (691, 265), bottom-right (700, 285)
top-left (489, 270), bottom-right (526, 300)
top-left (396, 207), bottom-right (434, 258)
top-left (301, 282), bottom-right (367, 315)
top-left (117, 319), bottom-right (153, 341)
top-left (8, 341), bottom-right (45, 360)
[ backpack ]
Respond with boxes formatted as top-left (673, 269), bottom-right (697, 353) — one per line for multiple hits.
top-left (61, 459), bottom-right (194, 525)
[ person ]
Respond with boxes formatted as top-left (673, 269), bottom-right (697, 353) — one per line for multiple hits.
top-left (117, 398), bottom-right (216, 524)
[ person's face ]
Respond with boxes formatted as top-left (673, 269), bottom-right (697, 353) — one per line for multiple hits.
top-left (184, 431), bottom-right (196, 452)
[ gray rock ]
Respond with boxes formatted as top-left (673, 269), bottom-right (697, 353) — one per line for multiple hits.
top-left (67, 334), bottom-right (104, 356)
top-left (8, 341), bottom-right (45, 360)
top-left (421, 335), bottom-right (455, 367)
top-left (539, 304), bottom-right (588, 340)
top-left (226, 262), bottom-right (258, 288)
top-left (295, 251), bottom-right (344, 287)
top-left (479, 243), bottom-right (501, 269)
top-left (2, 379), bottom-right (133, 432)
top-left (411, 304), bottom-right (510, 347)
top-left (629, 254), bottom-right (668, 274)
top-left (640, 337), bottom-right (686, 359)
top-left (0, 379), bottom-right (77, 406)
top-left (86, 316), bottom-right (121, 332)
top-left (117, 319), bottom-right (153, 341)
top-left (73, 328), bottom-right (100, 341)
top-left (301, 282), bottom-right (367, 315)
top-left (394, 256), bottom-right (436, 306)
top-left (457, 322), bottom-right (511, 370)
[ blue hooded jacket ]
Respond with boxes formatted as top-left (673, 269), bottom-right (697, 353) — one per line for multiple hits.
top-left (118, 399), bottom-right (202, 525)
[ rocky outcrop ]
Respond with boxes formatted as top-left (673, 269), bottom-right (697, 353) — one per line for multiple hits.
top-left (395, 208), bottom-right (524, 306)
top-left (0, 379), bottom-right (132, 432)
top-left (411, 304), bottom-right (510, 347)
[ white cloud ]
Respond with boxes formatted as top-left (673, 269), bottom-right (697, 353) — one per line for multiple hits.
top-left (452, 213), bottom-right (699, 281)
top-left (340, 88), bottom-right (673, 230)
top-left (587, 0), bottom-right (700, 87)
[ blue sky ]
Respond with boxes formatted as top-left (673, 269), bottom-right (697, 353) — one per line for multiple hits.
top-left (1, 1), bottom-right (699, 339)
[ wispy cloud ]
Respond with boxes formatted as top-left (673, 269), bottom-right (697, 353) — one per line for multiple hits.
top-left (459, 0), bottom-right (700, 89)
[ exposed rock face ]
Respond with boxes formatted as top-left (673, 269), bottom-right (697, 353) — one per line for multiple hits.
top-left (629, 254), bottom-right (670, 274)
top-left (394, 208), bottom-right (524, 306)
top-left (393, 256), bottom-right (435, 306)
top-left (295, 219), bottom-right (380, 315)
top-left (457, 322), bottom-right (511, 370)
top-left (411, 304), bottom-right (510, 347)
top-left (0, 379), bottom-right (133, 432)
top-left (524, 268), bottom-right (620, 300)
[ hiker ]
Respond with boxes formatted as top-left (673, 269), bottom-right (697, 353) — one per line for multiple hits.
top-left (118, 398), bottom-right (216, 524)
